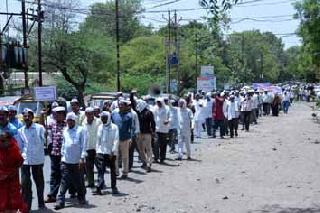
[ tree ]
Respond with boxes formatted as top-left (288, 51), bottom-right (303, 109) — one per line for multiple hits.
top-left (43, 30), bottom-right (114, 106)
top-left (81, 0), bottom-right (150, 43)
top-left (294, 0), bottom-right (320, 81)
top-left (200, 0), bottom-right (239, 15)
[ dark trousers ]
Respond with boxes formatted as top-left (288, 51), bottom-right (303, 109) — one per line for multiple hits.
top-left (154, 132), bottom-right (169, 162)
top-left (263, 103), bottom-right (270, 115)
top-left (85, 149), bottom-right (96, 186)
top-left (228, 118), bottom-right (239, 137)
top-left (168, 129), bottom-right (178, 152)
top-left (129, 137), bottom-right (140, 170)
top-left (21, 164), bottom-right (45, 210)
top-left (243, 111), bottom-right (251, 131)
top-left (57, 163), bottom-right (86, 205)
top-left (213, 120), bottom-right (225, 137)
top-left (96, 154), bottom-right (117, 190)
top-left (205, 118), bottom-right (213, 136)
top-left (48, 155), bottom-right (62, 198)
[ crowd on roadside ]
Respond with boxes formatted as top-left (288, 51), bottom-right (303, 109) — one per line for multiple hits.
top-left (0, 87), bottom-right (297, 212)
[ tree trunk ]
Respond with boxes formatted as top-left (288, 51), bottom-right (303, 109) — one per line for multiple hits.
top-left (75, 84), bottom-right (85, 108)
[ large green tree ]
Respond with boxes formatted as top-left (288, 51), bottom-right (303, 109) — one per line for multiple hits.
top-left (294, 0), bottom-right (320, 81)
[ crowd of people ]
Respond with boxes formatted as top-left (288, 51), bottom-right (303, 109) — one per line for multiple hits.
top-left (0, 88), bottom-right (295, 212)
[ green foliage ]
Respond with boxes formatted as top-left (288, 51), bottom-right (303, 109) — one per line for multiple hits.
top-left (81, 0), bottom-right (150, 43)
top-left (294, 0), bottom-right (320, 81)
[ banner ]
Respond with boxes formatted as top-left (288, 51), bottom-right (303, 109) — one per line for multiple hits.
top-left (200, 65), bottom-right (214, 77)
top-left (34, 86), bottom-right (57, 101)
top-left (197, 77), bottom-right (216, 92)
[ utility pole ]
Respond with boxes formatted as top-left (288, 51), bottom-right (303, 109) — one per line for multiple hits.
top-left (21, 0), bottom-right (29, 89)
top-left (241, 33), bottom-right (245, 83)
top-left (168, 10), bottom-right (171, 93)
top-left (37, 0), bottom-right (43, 86)
top-left (260, 52), bottom-right (264, 82)
top-left (195, 31), bottom-right (198, 80)
top-left (174, 10), bottom-right (180, 95)
top-left (115, 0), bottom-right (121, 92)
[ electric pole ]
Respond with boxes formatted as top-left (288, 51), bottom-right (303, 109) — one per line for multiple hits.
top-left (195, 31), bottom-right (198, 81)
top-left (168, 10), bottom-right (171, 93)
top-left (115, 0), bottom-right (121, 92)
top-left (260, 52), bottom-right (264, 82)
top-left (37, 0), bottom-right (43, 86)
top-left (22, 0), bottom-right (29, 89)
top-left (174, 10), bottom-right (180, 95)
top-left (241, 33), bottom-right (245, 84)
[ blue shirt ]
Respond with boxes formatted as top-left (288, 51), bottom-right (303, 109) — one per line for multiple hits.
top-left (61, 125), bottom-right (87, 164)
top-left (17, 123), bottom-right (45, 165)
top-left (10, 118), bottom-right (24, 129)
top-left (112, 110), bottom-right (133, 141)
top-left (0, 122), bottom-right (18, 136)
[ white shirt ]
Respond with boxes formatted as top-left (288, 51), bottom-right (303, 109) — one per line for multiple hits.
top-left (169, 106), bottom-right (179, 130)
top-left (61, 125), bottom-right (87, 164)
top-left (204, 99), bottom-right (213, 119)
top-left (131, 109), bottom-right (140, 135)
top-left (82, 118), bottom-right (102, 151)
top-left (18, 123), bottom-right (45, 165)
top-left (178, 107), bottom-right (193, 134)
top-left (224, 101), bottom-right (240, 120)
top-left (96, 123), bottom-right (119, 155)
top-left (74, 111), bottom-right (85, 126)
top-left (154, 105), bottom-right (170, 133)
top-left (193, 99), bottom-right (205, 122)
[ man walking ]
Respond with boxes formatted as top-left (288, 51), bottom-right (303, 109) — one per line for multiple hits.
top-left (54, 112), bottom-right (87, 210)
top-left (176, 99), bottom-right (193, 160)
top-left (224, 95), bottom-right (240, 138)
top-left (136, 100), bottom-right (155, 172)
top-left (93, 111), bottom-right (119, 195)
top-left (45, 107), bottom-right (66, 203)
top-left (17, 109), bottom-right (46, 211)
top-left (112, 99), bottom-right (133, 179)
top-left (154, 98), bottom-right (170, 163)
top-left (213, 92), bottom-right (225, 139)
top-left (82, 107), bottom-right (101, 188)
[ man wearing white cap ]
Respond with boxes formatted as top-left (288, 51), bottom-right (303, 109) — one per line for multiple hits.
top-left (45, 107), bottom-right (66, 203)
top-left (111, 98), bottom-right (132, 179)
top-left (176, 99), bottom-right (193, 160)
top-left (70, 98), bottom-right (85, 125)
top-left (136, 99), bottom-right (155, 172)
top-left (154, 98), bottom-right (170, 163)
top-left (224, 95), bottom-right (240, 138)
top-left (17, 108), bottom-right (46, 210)
top-left (93, 106), bottom-right (101, 118)
top-left (8, 105), bottom-right (23, 129)
top-left (82, 107), bottom-right (101, 188)
top-left (93, 111), bottom-right (119, 195)
top-left (55, 112), bottom-right (87, 210)
top-left (47, 101), bottom-right (59, 125)
top-left (0, 106), bottom-right (18, 137)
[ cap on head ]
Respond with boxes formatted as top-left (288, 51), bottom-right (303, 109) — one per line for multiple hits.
top-left (85, 107), bottom-right (94, 113)
top-left (100, 111), bottom-right (110, 117)
top-left (70, 98), bottom-right (79, 104)
top-left (53, 106), bottom-right (65, 112)
top-left (8, 105), bottom-right (17, 111)
top-left (66, 112), bottom-right (77, 121)
top-left (23, 108), bottom-right (34, 115)
top-left (51, 101), bottom-right (59, 108)
top-left (0, 106), bottom-right (8, 112)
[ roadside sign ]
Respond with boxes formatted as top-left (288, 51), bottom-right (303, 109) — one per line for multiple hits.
top-left (34, 86), bottom-right (57, 101)
top-left (200, 65), bottom-right (214, 77)
top-left (197, 77), bottom-right (216, 92)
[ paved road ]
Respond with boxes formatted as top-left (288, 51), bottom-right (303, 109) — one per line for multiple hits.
top-left (29, 102), bottom-right (320, 212)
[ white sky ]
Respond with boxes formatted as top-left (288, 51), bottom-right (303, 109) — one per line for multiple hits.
top-left (0, 0), bottom-right (301, 48)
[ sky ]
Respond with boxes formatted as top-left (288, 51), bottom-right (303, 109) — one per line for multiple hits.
top-left (0, 0), bottom-right (301, 48)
